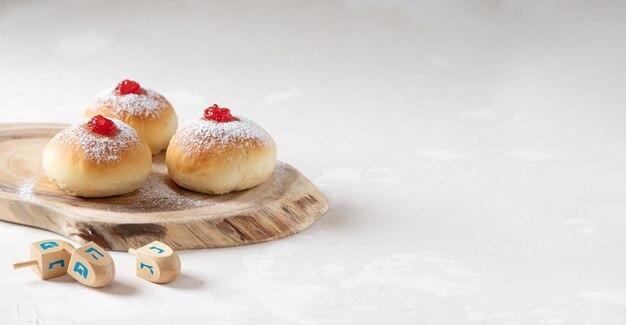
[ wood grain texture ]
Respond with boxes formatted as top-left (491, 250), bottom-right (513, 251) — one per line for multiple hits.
top-left (0, 123), bottom-right (329, 251)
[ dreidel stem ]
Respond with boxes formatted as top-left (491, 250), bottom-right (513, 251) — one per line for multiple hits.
top-left (13, 260), bottom-right (37, 269)
top-left (128, 248), bottom-right (137, 256)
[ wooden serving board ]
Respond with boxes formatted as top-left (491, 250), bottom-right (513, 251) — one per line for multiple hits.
top-left (0, 124), bottom-right (329, 251)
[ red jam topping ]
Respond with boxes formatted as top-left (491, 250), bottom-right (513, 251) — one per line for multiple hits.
top-left (204, 104), bottom-right (233, 122)
top-left (115, 79), bottom-right (142, 95)
top-left (87, 115), bottom-right (118, 136)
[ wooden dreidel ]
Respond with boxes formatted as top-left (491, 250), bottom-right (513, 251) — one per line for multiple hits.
top-left (13, 239), bottom-right (75, 280)
top-left (68, 241), bottom-right (115, 288)
top-left (129, 241), bottom-right (180, 284)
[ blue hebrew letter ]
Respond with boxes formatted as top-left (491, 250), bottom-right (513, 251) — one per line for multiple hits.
top-left (149, 246), bottom-right (164, 254)
top-left (73, 262), bottom-right (88, 279)
top-left (48, 259), bottom-right (65, 269)
top-left (85, 247), bottom-right (105, 260)
top-left (140, 263), bottom-right (154, 275)
top-left (40, 241), bottom-right (59, 250)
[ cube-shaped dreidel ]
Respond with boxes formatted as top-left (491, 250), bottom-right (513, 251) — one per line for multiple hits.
top-left (68, 242), bottom-right (115, 288)
top-left (129, 241), bottom-right (180, 284)
top-left (13, 239), bottom-right (75, 280)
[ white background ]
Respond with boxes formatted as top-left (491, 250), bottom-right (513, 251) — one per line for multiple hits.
top-left (1, 0), bottom-right (626, 324)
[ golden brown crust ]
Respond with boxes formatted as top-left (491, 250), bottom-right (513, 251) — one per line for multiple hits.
top-left (42, 121), bottom-right (152, 198)
top-left (166, 118), bottom-right (277, 194)
top-left (83, 90), bottom-right (178, 155)
top-left (169, 136), bottom-right (268, 171)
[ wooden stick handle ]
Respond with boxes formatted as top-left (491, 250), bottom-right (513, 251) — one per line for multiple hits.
top-left (13, 260), bottom-right (37, 269)
top-left (128, 248), bottom-right (137, 255)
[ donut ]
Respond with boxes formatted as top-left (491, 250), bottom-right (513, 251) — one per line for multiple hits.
top-left (82, 79), bottom-right (177, 155)
top-left (42, 115), bottom-right (152, 198)
top-left (166, 104), bottom-right (277, 194)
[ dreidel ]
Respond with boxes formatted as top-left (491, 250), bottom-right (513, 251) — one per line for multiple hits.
top-left (68, 241), bottom-right (115, 288)
top-left (129, 241), bottom-right (180, 284)
top-left (13, 239), bottom-right (75, 280)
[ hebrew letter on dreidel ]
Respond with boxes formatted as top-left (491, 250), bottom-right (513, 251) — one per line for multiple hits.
top-left (129, 241), bottom-right (179, 284)
top-left (85, 247), bottom-right (104, 260)
top-left (140, 263), bottom-right (154, 275)
top-left (48, 259), bottom-right (65, 269)
top-left (13, 239), bottom-right (74, 280)
top-left (68, 242), bottom-right (115, 288)
top-left (149, 246), bottom-right (165, 254)
top-left (40, 241), bottom-right (59, 250)
top-left (73, 262), bottom-right (88, 279)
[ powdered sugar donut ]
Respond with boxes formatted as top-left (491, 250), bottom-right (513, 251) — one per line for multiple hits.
top-left (166, 104), bottom-right (277, 194)
top-left (43, 115), bottom-right (152, 198)
top-left (83, 79), bottom-right (177, 155)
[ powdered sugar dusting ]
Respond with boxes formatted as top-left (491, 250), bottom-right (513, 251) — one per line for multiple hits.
top-left (134, 174), bottom-right (209, 209)
top-left (173, 117), bottom-right (275, 156)
top-left (54, 119), bottom-right (143, 163)
top-left (88, 87), bottom-right (169, 118)
top-left (18, 177), bottom-right (36, 201)
top-left (95, 163), bottom-right (227, 212)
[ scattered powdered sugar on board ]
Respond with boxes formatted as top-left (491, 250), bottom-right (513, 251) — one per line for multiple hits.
top-left (263, 161), bottom-right (288, 187)
top-left (54, 119), bottom-right (143, 163)
top-left (88, 87), bottom-right (168, 118)
top-left (133, 174), bottom-right (210, 210)
top-left (174, 117), bottom-right (275, 156)
top-left (98, 163), bottom-right (221, 212)
top-left (18, 177), bottom-right (36, 201)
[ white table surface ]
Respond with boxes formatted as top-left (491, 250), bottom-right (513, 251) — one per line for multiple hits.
top-left (1, 0), bottom-right (626, 324)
